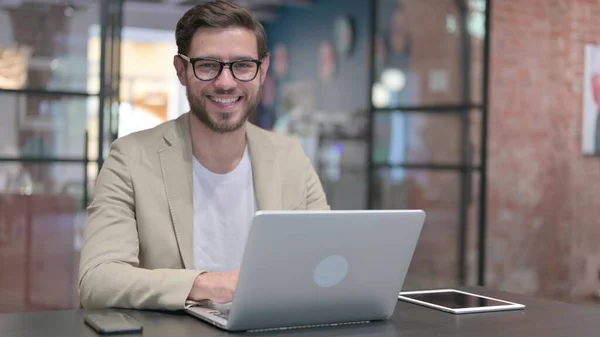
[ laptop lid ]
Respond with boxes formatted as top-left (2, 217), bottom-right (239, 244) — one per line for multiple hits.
top-left (225, 210), bottom-right (426, 331)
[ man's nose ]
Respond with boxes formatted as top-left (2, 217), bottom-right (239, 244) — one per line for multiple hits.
top-left (213, 66), bottom-right (237, 89)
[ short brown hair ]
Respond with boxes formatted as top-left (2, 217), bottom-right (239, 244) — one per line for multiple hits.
top-left (175, 0), bottom-right (268, 59)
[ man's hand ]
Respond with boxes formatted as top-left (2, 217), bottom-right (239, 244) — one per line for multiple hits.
top-left (188, 270), bottom-right (240, 304)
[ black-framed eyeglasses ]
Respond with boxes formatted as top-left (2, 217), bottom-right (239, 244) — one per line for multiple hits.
top-left (178, 53), bottom-right (263, 82)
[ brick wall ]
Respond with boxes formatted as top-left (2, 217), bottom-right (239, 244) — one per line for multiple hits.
top-left (487, 0), bottom-right (600, 300)
top-left (383, 0), bottom-right (600, 300)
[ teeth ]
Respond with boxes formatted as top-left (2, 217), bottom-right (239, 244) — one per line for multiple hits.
top-left (210, 97), bottom-right (238, 105)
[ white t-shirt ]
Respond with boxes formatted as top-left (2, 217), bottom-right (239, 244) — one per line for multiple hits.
top-left (192, 146), bottom-right (256, 272)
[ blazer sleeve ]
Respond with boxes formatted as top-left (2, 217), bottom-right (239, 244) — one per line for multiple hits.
top-left (78, 138), bottom-right (202, 310)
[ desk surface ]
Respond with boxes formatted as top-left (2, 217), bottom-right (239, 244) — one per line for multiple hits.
top-left (2, 287), bottom-right (599, 337)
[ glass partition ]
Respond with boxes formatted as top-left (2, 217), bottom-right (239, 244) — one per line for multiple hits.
top-left (368, 0), bottom-right (488, 287)
top-left (0, 0), bottom-right (123, 313)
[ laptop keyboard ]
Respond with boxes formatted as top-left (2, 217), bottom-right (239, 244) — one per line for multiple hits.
top-left (209, 310), bottom-right (230, 320)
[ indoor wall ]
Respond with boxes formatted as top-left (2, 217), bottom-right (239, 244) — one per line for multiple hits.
top-left (486, 0), bottom-right (600, 302)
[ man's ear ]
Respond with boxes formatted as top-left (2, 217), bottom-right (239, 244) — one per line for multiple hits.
top-left (174, 55), bottom-right (187, 86)
top-left (259, 53), bottom-right (270, 85)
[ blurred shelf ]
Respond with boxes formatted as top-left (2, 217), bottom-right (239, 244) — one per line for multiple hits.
top-left (373, 103), bottom-right (483, 113)
top-left (0, 88), bottom-right (97, 97)
top-left (371, 162), bottom-right (481, 171)
top-left (319, 135), bottom-right (367, 141)
top-left (0, 157), bottom-right (94, 163)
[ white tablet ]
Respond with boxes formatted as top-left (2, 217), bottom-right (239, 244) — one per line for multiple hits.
top-left (398, 289), bottom-right (526, 314)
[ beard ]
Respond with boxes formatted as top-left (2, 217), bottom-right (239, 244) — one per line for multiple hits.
top-left (186, 85), bottom-right (262, 134)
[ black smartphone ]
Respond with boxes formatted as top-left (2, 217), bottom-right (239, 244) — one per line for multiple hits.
top-left (83, 312), bottom-right (143, 335)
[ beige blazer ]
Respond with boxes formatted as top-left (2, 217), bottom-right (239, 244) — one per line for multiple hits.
top-left (78, 113), bottom-right (329, 310)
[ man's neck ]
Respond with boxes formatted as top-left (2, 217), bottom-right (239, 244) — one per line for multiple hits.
top-left (189, 114), bottom-right (247, 174)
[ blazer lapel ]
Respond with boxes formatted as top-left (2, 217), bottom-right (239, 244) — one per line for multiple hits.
top-left (246, 123), bottom-right (282, 210)
top-left (158, 113), bottom-right (194, 269)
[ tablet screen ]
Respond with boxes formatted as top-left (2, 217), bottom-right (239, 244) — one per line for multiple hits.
top-left (400, 290), bottom-right (511, 309)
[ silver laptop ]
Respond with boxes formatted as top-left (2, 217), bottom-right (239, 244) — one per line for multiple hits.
top-left (184, 210), bottom-right (426, 332)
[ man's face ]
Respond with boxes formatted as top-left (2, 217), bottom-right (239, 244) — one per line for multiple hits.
top-left (175, 27), bottom-right (269, 133)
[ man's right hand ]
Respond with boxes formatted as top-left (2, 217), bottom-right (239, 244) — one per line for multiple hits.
top-left (188, 270), bottom-right (240, 304)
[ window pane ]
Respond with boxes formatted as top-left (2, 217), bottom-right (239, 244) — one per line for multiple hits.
top-left (0, 92), bottom-right (97, 159)
top-left (0, 162), bottom-right (88, 313)
top-left (371, 168), bottom-right (470, 288)
top-left (318, 139), bottom-right (368, 210)
top-left (0, 1), bottom-right (99, 93)
top-left (117, 31), bottom-right (179, 138)
top-left (374, 0), bottom-right (485, 107)
top-left (372, 109), bottom-right (481, 167)
top-left (469, 0), bottom-right (486, 106)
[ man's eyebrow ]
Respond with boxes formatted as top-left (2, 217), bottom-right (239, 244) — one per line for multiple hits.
top-left (231, 55), bottom-right (259, 60)
top-left (190, 55), bottom-right (259, 61)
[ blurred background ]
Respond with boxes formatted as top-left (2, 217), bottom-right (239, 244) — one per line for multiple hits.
top-left (1, 0), bottom-right (600, 313)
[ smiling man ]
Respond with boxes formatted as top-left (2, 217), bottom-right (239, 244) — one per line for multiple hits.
top-left (78, 0), bottom-right (329, 310)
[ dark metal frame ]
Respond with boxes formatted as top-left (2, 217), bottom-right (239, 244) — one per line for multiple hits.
top-left (99, 0), bottom-right (124, 169)
top-left (456, 0), bottom-right (472, 288)
top-left (367, 0), bottom-right (491, 287)
top-left (0, 0), bottom-right (124, 210)
top-left (478, 0), bottom-right (492, 287)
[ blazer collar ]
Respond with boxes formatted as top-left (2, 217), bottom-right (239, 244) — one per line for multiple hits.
top-left (246, 122), bottom-right (282, 211)
top-left (158, 113), bottom-right (282, 269)
top-left (159, 113), bottom-right (194, 268)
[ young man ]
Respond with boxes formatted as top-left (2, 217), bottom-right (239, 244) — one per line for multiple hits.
top-left (78, 0), bottom-right (329, 310)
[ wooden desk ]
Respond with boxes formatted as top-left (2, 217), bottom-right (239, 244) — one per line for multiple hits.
top-left (1, 287), bottom-right (599, 337)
